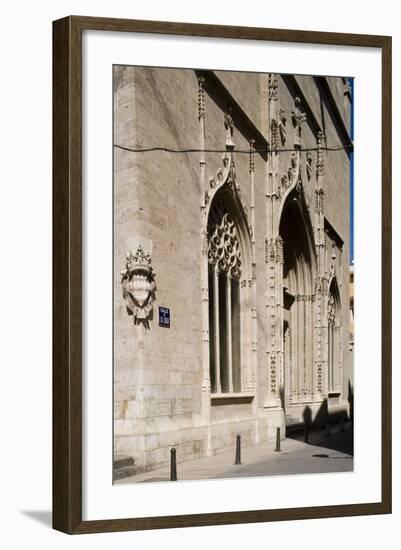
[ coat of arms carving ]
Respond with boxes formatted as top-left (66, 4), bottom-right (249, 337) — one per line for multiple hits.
top-left (121, 245), bottom-right (156, 323)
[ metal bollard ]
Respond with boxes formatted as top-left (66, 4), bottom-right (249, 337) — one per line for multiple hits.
top-left (234, 434), bottom-right (242, 465)
top-left (170, 447), bottom-right (177, 481)
top-left (275, 427), bottom-right (281, 452)
top-left (304, 420), bottom-right (309, 444)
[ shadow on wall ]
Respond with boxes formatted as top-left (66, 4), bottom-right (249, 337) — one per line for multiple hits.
top-left (286, 381), bottom-right (354, 456)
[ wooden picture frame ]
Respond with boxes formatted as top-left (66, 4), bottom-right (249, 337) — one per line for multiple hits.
top-left (53, 15), bottom-right (392, 534)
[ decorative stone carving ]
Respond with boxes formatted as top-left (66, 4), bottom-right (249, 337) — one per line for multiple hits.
top-left (265, 238), bottom-right (275, 263)
top-left (265, 236), bottom-right (284, 264)
top-left (197, 76), bottom-right (205, 119)
top-left (224, 109), bottom-right (235, 149)
top-left (276, 236), bottom-right (284, 264)
top-left (227, 158), bottom-right (240, 197)
top-left (315, 276), bottom-right (329, 296)
top-left (249, 139), bottom-right (255, 173)
top-left (291, 97), bottom-right (306, 148)
top-left (328, 292), bottom-right (336, 327)
top-left (314, 188), bottom-right (324, 214)
top-left (316, 130), bottom-right (325, 177)
top-left (271, 118), bottom-right (279, 150)
top-left (280, 152), bottom-right (299, 195)
top-left (317, 362), bottom-right (323, 393)
top-left (207, 154), bottom-right (231, 198)
top-left (278, 109), bottom-right (287, 145)
top-left (268, 75), bottom-right (279, 100)
top-left (270, 355), bottom-right (277, 394)
top-left (208, 211), bottom-right (242, 279)
top-left (306, 151), bottom-right (313, 181)
top-left (201, 228), bottom-right (208, 257)
top-left (121, 245), bottom-right (156, 322)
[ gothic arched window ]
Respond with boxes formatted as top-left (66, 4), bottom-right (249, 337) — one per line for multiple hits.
top-left (207, 199), bottom-right (243, 393)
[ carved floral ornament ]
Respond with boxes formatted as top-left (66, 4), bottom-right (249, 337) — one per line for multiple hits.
top-left (265, 236), bottom-right (284, 264)
top-left (121, 245), bottom-right (156, 322)
top-left (328, 292), bottom-right (336, 326)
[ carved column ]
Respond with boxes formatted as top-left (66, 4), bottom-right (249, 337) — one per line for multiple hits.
top-left (198, 76), bottom-right (212, 453)
top-left (225, 276), bottom-right (233, 392)
top-left (249, 140), bottom-right (258, 395)
top-left (291, 299), bottom-right (298, 400)
top-left (265, 75), bottom-right (281, 409)
top-left (305, 295), bottom-right (312, 400)
top-left (313, 131), bottom-right (327, 402)
top-left (213, 265), bottom-right (221, 393)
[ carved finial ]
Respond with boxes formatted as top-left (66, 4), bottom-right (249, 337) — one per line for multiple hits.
top-left (197, 76), bottom-right (205, 119)
top-left (316, 130), bottom-right (325, 177)
top-left (249, 139), bottom-right (255, 173)
top-left (291, 97), bottom-right (306, 148)
top-left (224, 108), bottom-right (235, 148)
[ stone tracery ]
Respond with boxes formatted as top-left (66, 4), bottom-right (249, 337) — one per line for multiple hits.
top-left (208, 212), bottom-right (242, 279)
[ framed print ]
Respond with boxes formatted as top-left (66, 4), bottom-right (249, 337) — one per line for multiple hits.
top-left (52, 16), bottom-right (392, 534)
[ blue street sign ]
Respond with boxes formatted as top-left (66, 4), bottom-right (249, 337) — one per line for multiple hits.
top-left (159, 306), bottom-right (170, 328)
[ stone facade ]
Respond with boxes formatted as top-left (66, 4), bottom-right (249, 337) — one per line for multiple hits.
top-left (113, 66), bottom-right (353, 475)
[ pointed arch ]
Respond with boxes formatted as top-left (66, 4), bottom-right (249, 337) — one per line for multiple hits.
top-left (207, 187), bottom-right (252, 394)
top-left (280, 191), bottom-right (317, 298)
top-left (279, 191), bottom-right (317, 406)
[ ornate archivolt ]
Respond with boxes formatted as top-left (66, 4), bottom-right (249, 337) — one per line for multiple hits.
top-left (266, 76), bottom-right (327, 410)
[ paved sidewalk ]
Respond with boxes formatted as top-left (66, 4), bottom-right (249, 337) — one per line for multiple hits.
top-left (116, 425), bottom-right (353, 484)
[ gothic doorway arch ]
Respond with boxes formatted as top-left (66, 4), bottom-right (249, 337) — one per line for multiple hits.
top-left (279, 192), bottom-right (316, 415)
